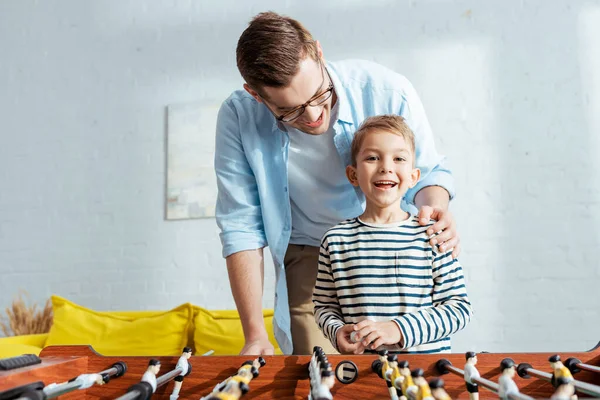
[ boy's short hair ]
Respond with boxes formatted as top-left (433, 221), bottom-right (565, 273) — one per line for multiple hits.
top-left (350, 115), bottom-right (416, 166)
top-left (236, 12), bottom-right (319, 92)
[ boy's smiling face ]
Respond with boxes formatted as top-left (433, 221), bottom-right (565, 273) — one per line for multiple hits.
top-left (346, 130), bottom-right (420, 211)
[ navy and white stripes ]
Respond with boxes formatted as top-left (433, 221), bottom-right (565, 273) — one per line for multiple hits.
top-left (312, 216), bottom-right (473, 354)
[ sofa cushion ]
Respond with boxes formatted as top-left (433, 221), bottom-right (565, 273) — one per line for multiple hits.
top-left (0, 343), bottom-right (42, 358)
top-left (46, 296), bottom-right (192, 356)
top-left (193, 307), bottom-right (281, 355)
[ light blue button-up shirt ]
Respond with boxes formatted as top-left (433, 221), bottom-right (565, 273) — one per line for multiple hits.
top-left (214, 59), bottom-right (455, 355)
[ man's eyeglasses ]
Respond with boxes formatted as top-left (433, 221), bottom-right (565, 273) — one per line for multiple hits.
top-left (275, 62), bottom-right (334, 123)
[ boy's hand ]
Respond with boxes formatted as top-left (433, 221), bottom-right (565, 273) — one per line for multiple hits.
top-left (353, 320), bottom-right (402, 350)
top-left (418, 206), bottom-right (460, 258)
top-left (336, 325), bottom-right (367, 354)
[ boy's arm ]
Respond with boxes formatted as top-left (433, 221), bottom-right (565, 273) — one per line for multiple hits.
top-left (312, 240), bottom-right (345, 351)
top-left (393, 250), bottom-right (473, 349)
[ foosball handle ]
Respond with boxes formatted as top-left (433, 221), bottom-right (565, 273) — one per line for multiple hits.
top-left (112, 361), bottom-right (128, 378)
top-left (0, 354), bottom-right (42, 371)
top-left (517, 363), bottom-right (532, 379)
top-left (564, 358), bottom-right (581, 374)
top-left (0, 381), bottom-right (45, 400)
top-left (371, 359), bottom-right (383, 378)
top-left (126, 382), bottom-right (153, 400)
top-left (435, 359), bottom-right (452, 375)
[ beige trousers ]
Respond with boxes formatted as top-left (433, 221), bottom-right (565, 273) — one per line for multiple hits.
top-left (284, 244), bottom-right (338, 355)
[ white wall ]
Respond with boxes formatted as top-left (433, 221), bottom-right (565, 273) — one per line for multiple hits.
top-left (0, 0), bottom-right (598, 353)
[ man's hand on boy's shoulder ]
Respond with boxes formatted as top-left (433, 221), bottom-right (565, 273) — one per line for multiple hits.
top-left (417, 206), bottom-right (460, 258)
top-left (336, 325), bottom-right (366, 355)
top-left (352, 320), bottom-right (403, 351)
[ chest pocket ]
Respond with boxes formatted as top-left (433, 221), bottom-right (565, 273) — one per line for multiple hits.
top-left (394, 251), bottom-right (434, 290)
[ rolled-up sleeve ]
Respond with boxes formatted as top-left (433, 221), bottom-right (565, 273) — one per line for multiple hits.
top-left (214, 100), bottom-right (267, 258)
top-left (400, 78), bottom-right (455, 205)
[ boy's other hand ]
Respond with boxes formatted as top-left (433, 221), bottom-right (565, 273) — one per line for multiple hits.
top-left (336, 324), bottom-right (366, 354)
top-left (353, 320), bottom-right (402, 350)
top-left (417, 206), bottom-right (461, 258)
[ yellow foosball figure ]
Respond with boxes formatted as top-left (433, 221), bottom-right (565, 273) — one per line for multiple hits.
top-left (428, 378), bottom-right (452, 400)
top-left (399, 361), bottom-right (417, 400)
top-left (412, 368), bottom-right (434, 400)
top-left (549, 355), bottom-right (574, 388)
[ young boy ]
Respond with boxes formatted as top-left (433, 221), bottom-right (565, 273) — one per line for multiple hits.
top-left (312, 115), bottom-right (473, 354)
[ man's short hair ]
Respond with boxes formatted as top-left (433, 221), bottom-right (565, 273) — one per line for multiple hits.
top-left (350, 115), bottom-right (416, 166)
top-left (236, 12), bottom-right (319, 92)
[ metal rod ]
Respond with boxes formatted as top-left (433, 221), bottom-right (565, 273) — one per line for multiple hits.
top-left (114, 367), bottom-right (182, 400)
top-left (43, 362), bottom-right (126, 399)
top-left (578, 363), bottom-right (600, 374)
top-left (156, 367), bottom-right (183, 387)
top-left (437, 359), bottom-right (533, 400)
top-left (518, 364), bottom-right (600, 398)
top-left (565, 357), bottom-right (600, 375)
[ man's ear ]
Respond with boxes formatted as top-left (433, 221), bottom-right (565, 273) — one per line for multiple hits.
top-left (346, 165), bottom-right (359, 186)
top-left (243, 83), bottom-right (263, 103)
top-left (409, 168), bottom-right (421, 188)
top-left (315, 40), bottom-right (324, 60)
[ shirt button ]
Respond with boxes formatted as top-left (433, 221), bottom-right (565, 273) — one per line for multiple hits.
top-left (284, 186), bottom-right (288, 192)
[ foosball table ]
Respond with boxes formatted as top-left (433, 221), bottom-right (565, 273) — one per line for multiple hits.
top-left (1, 344), bottom-right (599, 399)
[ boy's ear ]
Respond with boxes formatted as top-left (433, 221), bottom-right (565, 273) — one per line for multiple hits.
top-left (409, 168), bottom-right (421, 188)
top-left (346, 165), bottom-right (359, 186)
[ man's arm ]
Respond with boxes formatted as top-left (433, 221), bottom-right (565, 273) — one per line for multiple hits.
top-left (395, 77), bottom-right (460, 257)
top-left (226, 249), bottom-right (274, 355)
top-left (414, 185), bottom-right (450, 210)
top-left (215, 100), bottom-right (271, 355)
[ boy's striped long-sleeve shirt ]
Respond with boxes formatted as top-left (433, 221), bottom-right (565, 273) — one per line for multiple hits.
top-left (312, 216), bottom-right (473, 354)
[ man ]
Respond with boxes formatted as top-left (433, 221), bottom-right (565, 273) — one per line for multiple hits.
top-left (215, 11), bottom-right (460, 355)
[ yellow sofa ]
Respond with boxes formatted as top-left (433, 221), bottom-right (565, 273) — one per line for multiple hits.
top-left (0, 296), bottom-right (281, 359)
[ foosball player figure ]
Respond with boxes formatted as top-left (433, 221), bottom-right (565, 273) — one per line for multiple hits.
top-left (549, 355), bottom-right (574, 388)
top-left (412, 368), bottom-right (434, 400)
top-left (384, 355), bottom-right (401, 400)
top-left (225, 357), bottom-right (265, 392)
top-left (141, 359), bottom-right (162, 394)
top-left (374, 350), bottom-right (390, 379)
top-left (207, 381), bottom-right (250, 400)
top-left (550, 377), bottom-right (578, 400)
top-left (428, 378), bottom-right (451, 400)
top-left (310, 346), bottom-right (326, 380)
top-left (312, 369), bottom-right (335, 400)
top-left (498, 359), bottom-right (520, 400)
top-left (399, 360), bottom-right (417, 400)
top-left (170, 347), bottom-right (193, 400)
top-left (464, 352), bottom-right (480, 400)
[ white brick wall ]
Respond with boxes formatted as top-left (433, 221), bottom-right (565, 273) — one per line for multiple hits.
top-left (0, 0), bottom-right (598, 353)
